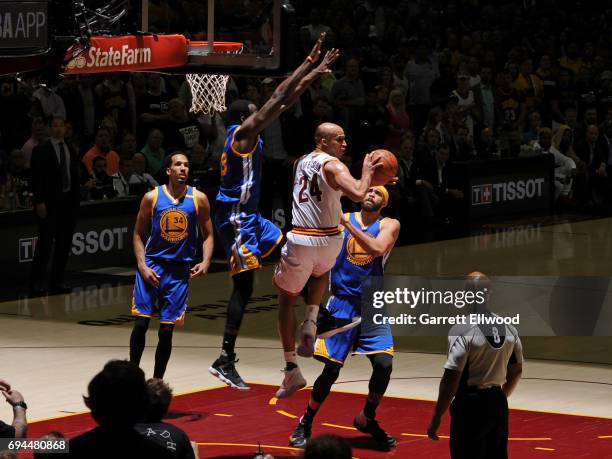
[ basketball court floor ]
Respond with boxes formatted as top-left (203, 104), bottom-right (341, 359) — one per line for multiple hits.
top-left (1, 216), bottom-right (611, 457)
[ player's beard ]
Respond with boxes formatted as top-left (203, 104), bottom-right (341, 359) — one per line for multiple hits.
top-left (362, 201), bottom-right (382, 212)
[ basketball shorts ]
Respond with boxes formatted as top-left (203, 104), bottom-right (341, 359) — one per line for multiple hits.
top-left (273, 236), bottom-right (343, 295)
top-left (132, 257), bottom-right (190, 325)
top-left (215, 204), bottom-right (283, 276)
top-left (314, 295), bottom-right (394, 366)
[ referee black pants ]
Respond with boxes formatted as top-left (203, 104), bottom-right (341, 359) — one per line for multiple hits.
top-left (450, 387), bottom-right (508, 459)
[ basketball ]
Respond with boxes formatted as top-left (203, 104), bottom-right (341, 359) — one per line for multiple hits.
top-left (370, 149), bottom-right (398, 186)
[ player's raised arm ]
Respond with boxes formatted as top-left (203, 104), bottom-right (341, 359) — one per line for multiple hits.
top-left (133, 190), bottom-right (159, 287)
top-left (341, 215), bottom-right (400, 258)
top-left (191, 190), bottom-right (214, 278)
top-left (233, 33), bottom-right (338, 153)
top-left (324, 152), bottom-right (380, 202)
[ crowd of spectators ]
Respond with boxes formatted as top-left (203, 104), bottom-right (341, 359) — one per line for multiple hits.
top-left (2, 0), bottom-right (612, 238)
top-left (0, 361), bottom-right (352, 458)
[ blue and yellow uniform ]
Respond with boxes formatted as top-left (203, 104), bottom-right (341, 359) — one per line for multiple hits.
top-left (215, 125), bottom-right (283, 275)
top-left (314, 212), bottom-right (394, 365)
top-left (132, 185), bottom-right (199, 324)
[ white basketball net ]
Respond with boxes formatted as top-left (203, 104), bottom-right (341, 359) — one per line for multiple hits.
top-left (186, 44), bottom-right (243, 115)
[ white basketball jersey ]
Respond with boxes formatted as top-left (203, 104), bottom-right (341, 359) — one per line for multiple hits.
top-left (289, 151), bottom-right (343, 246)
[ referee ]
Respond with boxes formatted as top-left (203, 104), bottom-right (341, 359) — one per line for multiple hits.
top-left (427, 271), bottom-right (523, 459)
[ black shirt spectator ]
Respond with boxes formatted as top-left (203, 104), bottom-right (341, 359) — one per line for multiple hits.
top-left (68, 360), bottom-right (172, 459)
top-left (135, 379), bottom-right (195, 459)
top-left (162, 99), bottom-right (205, 155)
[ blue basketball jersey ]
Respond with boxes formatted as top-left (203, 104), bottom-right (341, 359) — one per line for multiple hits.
top-left (145, 185), bottom-right (199, 262)
top-left (216, 125), bottom-right (263, 213)
top-left (331, 213), bottom-right (388, 298)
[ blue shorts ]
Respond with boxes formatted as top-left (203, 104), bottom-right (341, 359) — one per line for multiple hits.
top-left (314, 295), bottom-right (394, 366)
top-left (215, 204), bottom-right (283, 276)
top-left (132, 258), bottom-right (190, 325)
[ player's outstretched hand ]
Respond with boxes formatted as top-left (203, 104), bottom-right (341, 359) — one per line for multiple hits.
top-left (427, 414), bottom-right (441, 440)
top-left (307, 32), bottom-right (327, 64)
top-left (314, 48), bottom-right (341, 75)
top-left (140, 265), bottom-right (160, 288)
top-left (190, 260), bottom-right (210, 278)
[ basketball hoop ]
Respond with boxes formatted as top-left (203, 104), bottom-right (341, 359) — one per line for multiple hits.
top-left (186, 41), bottom-right (243, 115)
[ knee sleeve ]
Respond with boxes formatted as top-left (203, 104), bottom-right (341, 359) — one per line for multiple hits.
top-left (311, 362), bottom-right (342, 403)
top-left (368, 353), bottom-right (393, 395)
top-left (133, 316), bottom-right (150, 332)
top-left (158, 323), bottom-right (174, 344)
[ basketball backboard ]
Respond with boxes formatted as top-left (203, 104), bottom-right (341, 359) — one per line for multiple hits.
top-left (132, 0), bottom-right (296, 76)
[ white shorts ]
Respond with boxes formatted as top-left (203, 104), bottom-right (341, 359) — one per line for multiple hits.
top-left (273, 237), bottom-right (343, 295)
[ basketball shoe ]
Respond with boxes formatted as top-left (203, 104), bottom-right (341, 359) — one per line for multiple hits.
top-left (209, 352), bottom-right (249, 390)
top-left (275, 365), bottom-right (307, 398)
top-left (289, 416), bottom-right (312, 447)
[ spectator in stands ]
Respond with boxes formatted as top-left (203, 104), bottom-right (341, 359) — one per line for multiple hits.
top-left (331, 58), bottom-right (366, 131)
top-left (404, 40), bottom-right (439, 133)
top-left (535, 128), bottom-right (576, 200)
top-left (301, 8), bottom-right (331, 43)
top-left (162, 98), bottom-right (205, 155)
top-left (95, 73), bottom-right (130, 136)
top-left (552, 68), bottom-right (579, 125)
top-left (135, 379), bottom-right (197, 459)
top-left (450, 125), bottom-right (477, 161)
top-left (82, 127), bottom-right (121, 176)
top-left (389, 135), bottom-right (417, 242)
top-left (0, 378), bottom-right (27, 438)
top-left (477, 127), bottom-right (501, 159)
top-left (523, 111), bottom-right (543, 145)
top-left (32, 83), bottom-right (66, 120)
top-left (384, 89), bottom-right (411, 151)
top-left (129, 153), bottom-right (158, 194)
top-left (452, 74), bottom-right (478, 138)
top-left (118, 132), bottom-right (138, 160)
top-left (137, 73), bottom-right (170, 145)
top-left (21, 116), bottom-right (48, 168)
top-left (302, 434), bottom-right (351, 459)
top-left (575, 124), bottom-right (609, 205)
top-left (513, 58), bottom-right (544, 113)
top-left (112, 158), bottom-right (132, 198)
top-left (68, 360), bottom-right (172, 458)
top-left (473, 65), bottom-right (495, 129)
top-left (30, 116), bottom-right (80, 296)
top-left (85, 156), bottom-right (118, 201)
top-left (496, 69), bottom-right (525, 157)
top-left (2, 149), bottom-right (31, 209)
top-left (141, 129), bottom-right (166, 179)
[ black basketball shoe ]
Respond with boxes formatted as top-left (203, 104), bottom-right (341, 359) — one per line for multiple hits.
top-left (289, 416), bottom-right (312, 447)
top-left (353, 415), bottom-right (397, 449)
top-left (209, 353), bottom-right (250, 390)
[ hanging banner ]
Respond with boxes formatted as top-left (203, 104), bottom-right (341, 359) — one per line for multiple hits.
top-left (64, 34), bottom-right (188, 74)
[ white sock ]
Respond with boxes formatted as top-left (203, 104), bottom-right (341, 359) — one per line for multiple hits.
top-left (284, 351), bottom-right (297, 364)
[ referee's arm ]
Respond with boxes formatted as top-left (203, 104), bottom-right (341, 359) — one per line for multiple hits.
top-left (427, 369), bottom-right (461, 440)
top-left (503, 336), bottom-right (524, 397)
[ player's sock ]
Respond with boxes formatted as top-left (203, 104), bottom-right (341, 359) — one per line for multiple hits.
top-left (153, 323), bottom-right (174, 378)
top-left (302, 404), bottom-right (317, 425)
top-left (284, 351), bottom-right (297, 369)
